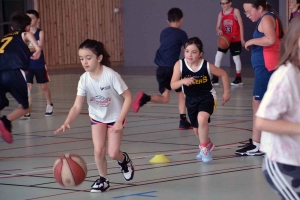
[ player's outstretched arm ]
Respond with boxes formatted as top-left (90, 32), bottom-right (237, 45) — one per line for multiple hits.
top-left (54, 95), bottom-right (85, 134)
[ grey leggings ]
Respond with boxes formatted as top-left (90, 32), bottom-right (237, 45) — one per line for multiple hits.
top-left (263, 157), bottom-right (300, 200)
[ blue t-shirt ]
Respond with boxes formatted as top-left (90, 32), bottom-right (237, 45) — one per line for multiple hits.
top-left (29, 29), bottom-right (45, 69)
top-left (154, 27), bottom-right (188, 68)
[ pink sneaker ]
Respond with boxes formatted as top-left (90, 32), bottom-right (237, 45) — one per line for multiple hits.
top-left (0, 117), bottom-right (13, 144)
top-left (132, 92), bottom-right (145, 113)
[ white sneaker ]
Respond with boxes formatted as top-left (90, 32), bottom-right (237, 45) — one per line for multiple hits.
top-left (118, 152), bottom-right (134, 181)
top-left (90, 177), bottom-right (110, 193)
top-left (45, 104), bottom-right (53, 116)
top-left (22, 113), bottom-right (31, 119)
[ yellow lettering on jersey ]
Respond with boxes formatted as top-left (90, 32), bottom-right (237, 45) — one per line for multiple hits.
top-left (193, 76), bottom-right (208, 85)
top-left (4, 31), bottom-right (19, 37)
top-left (0, 37), bottom-right (13, 54)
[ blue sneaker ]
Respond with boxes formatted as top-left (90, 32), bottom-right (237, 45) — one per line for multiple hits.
top-left (196, 142), bottom-right (214, 159)
top-left (200, 146), bottom-right (212, 162)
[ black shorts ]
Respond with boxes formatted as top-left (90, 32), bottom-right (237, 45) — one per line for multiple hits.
top-left (156, 67), bottom-right (182, 94)
top-left (218, 41), bottom-right (242, 56)
top-left (186, 94), bottom-right (216, 128)
top-left (90, 118), bottom-right (126, 128)
top-left (26, 67), bottom-right (50, 84)
top-left (0, 70), bottom-right (29, 109)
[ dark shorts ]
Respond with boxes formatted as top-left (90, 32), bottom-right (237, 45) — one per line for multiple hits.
top-left (0, 70), bottom-right (29, 109)
top-left (253, 68), bottom-right (274, 101)
top-left (262, 157), bottom-right (300, 200)
top-left (90, 118), bottom-right (126, 128)
top-left (218, 41), bottom-right (242, 56)
top-left (26, 67), bottom-right (50, 84)
top-left (156, 67), bottom-right (182, 94)
top-left (186, 94), bottom-right (216, 128)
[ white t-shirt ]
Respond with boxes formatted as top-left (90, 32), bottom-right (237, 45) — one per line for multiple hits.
top-left (77, 66), bottom-right (128, 123)
top-left (257, 62), bottom-right (300, 166)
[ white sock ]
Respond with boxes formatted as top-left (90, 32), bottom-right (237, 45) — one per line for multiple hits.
top-left (214, 51), bottom-right (223, 68)
top-left (233, 55), bottom-right (241, 72)
top-left (252, 140), bottom-right (260, 148)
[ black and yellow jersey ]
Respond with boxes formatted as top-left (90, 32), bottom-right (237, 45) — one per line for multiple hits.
top-left (0, 31), bottom-right (30, 71)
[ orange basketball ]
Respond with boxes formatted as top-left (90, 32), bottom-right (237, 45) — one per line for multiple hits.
top-left (53, 154), bottom-right (87, 187)
top-left (217, 36), bottom-right (231, 49)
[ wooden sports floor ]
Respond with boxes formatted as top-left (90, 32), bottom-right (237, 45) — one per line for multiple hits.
top-left (0, 66), bottom-right (279, 200)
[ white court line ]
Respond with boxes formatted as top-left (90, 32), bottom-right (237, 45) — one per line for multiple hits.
top-left (0, 144), bottom-right (239, 178)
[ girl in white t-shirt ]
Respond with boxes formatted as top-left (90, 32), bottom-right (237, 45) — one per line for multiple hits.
top-left (255, 16), bottom-right (300, 200)
top-left (54, 39), bottom-right (134, 193)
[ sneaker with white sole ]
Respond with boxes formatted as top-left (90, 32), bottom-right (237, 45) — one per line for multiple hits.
top-left (235, 139), bottom-right (264, 156)
top-left (231, 77), bottom-right (243, 86)
top-left (90, 177), bottom-right (110, 193)
top-left (45, 103), bottom-right (53, 116)
top-left (118, 152), bottom-right (134, 181)
top-left (22, 113), bottom-right (31, 119)
top-left (196, 142), bottom-right (215, 159)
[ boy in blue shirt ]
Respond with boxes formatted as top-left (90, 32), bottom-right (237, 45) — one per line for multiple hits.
top-left (24, 10), bottom-right (53, 118)
top-left (132, 8), bottom-right (192, 129)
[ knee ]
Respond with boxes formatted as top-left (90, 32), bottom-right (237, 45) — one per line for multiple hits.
top-left (94, 147), bottom-right (106, 159)
top-left (40, 84), bottom-right (48, 91)
top-left (198, 115), bottom-right (208, 127)
top-left (107, 149), bottom-right (120, 160)
top-left (162, 97), bottom-right (169, 104)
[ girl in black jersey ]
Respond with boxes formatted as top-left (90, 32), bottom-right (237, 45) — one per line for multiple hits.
top-left (171, 37), bottom-right (230, 162)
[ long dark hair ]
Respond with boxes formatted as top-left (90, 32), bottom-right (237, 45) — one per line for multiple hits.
top-left (276, 15), bottom-right (300, 69)
top-left (243, 0), bottom-right (284, 39)
top-left (79, 39), bottom-right (111, 67)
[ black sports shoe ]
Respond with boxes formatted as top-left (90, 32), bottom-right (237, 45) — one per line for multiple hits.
top-left (22, 113), bottom-right (31, 119)
top-left (235, 139), bottom-right (264, 156)
top-left (90, 177), bottom-right (110, 193)
top-left (118, 152), bottom-right (134, 181)
top-left (211, 76), bottom-right (219, 86)
top-left (179, 120), bottom-right (193, 130)
top-left (231, 77), bottom-right (243, 86)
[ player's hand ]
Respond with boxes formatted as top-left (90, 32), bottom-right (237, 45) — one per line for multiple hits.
top-left (182, 77), bottom-right (195, 86)
top-left (54, 124), bottom-right (71, 134)
top-left (112, 121), bottom-right (123, 132)
top-left (222, 92), bottom-right (230, 105)
top-left (217, 30), bottom-right (223, 36)
top-left (244, 40), bottom-right (253, 51)
top-left (31, 50), bottom-right (41, 60)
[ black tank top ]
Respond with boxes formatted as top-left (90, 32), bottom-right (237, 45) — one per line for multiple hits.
top-left (0, 31), bottom-right (30, 71)
top-left (181, 58), bottom-right (214, 96)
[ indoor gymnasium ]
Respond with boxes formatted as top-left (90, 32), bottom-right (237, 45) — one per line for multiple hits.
top-left (0, 0), bottom-right (299, 200)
